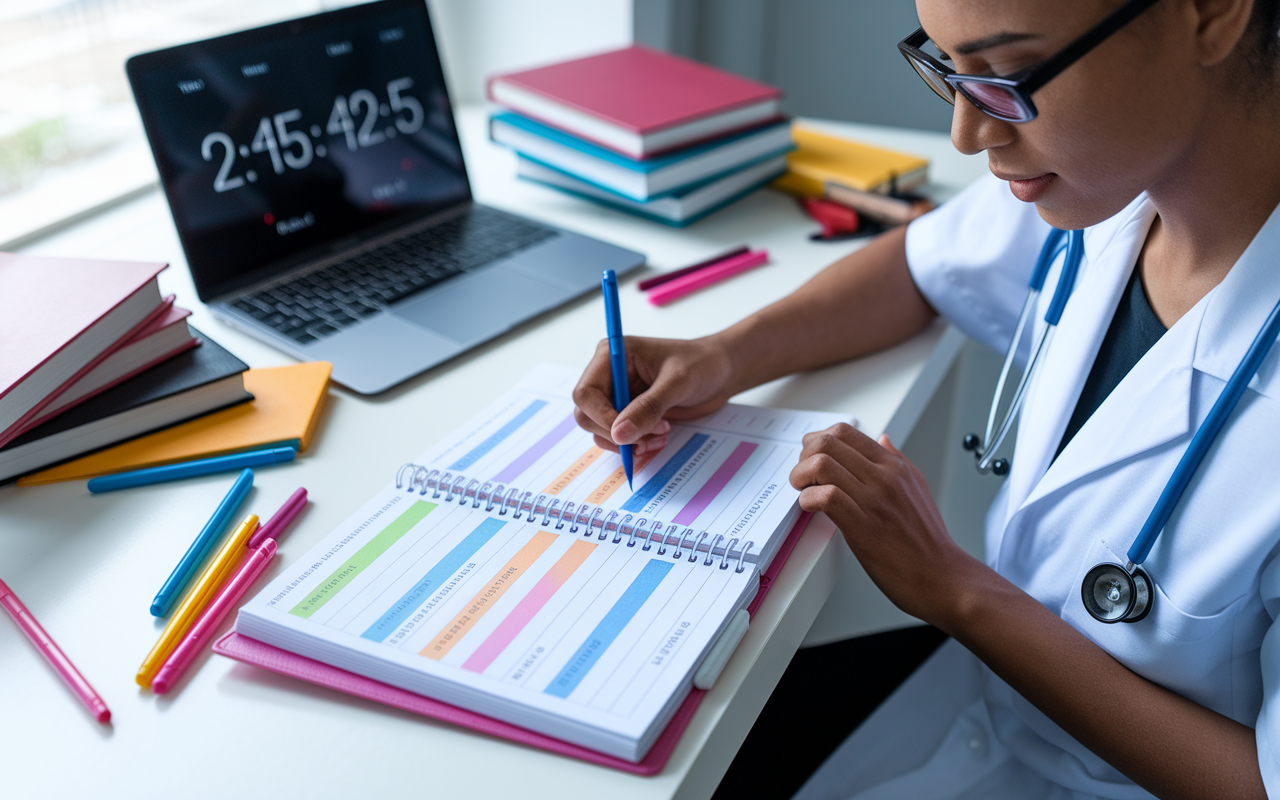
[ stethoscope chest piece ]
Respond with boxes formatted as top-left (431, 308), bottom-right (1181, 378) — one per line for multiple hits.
top-left (1081, 562), bottom-right (1152, 624)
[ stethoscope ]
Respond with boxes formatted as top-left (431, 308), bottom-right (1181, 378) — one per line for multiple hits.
top-left (964, 227), bottom-right (1280, 624)
top-left (963, 228), bottom-right (1083, 475)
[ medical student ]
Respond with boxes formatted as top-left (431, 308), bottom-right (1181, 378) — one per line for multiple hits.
top-left (573, 0), bottom-right (1280, 797)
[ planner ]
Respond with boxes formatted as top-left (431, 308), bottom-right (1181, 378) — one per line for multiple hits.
top-left (235, 364), bottom-right (850, 762)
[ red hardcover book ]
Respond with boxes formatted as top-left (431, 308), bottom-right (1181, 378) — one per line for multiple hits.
top-left (487, 45), bottom-right (782, 158)
top-left (0, 252), bottom-right (167, 448)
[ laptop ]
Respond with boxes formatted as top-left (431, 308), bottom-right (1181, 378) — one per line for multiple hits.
top-left (126, 0), bottom-right (644, 395)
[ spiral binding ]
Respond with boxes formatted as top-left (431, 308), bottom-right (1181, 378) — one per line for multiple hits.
top-left (395, 463), bottom-right (755, 572)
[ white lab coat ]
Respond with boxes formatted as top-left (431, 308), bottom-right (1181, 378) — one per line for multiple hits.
top-left (795, 174), bottom-right (1280, 800)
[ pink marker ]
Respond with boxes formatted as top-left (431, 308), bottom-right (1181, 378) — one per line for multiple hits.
top-left (0, 578), bottom-right (111, 723)
top-left (152, 539), bottom-right (278, 695)
top-left (248, 487), bottom-right (307, 549)
top-left (646, 249), bottom-right (769, 306)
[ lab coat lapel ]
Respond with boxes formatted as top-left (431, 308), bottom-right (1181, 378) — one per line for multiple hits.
top-left (1010, 197), bottom-right (1280, 522)
top-left (1191, 200), bottom-right (1280, 400)
top-left (1003, 198), bottom-right (1160, 517)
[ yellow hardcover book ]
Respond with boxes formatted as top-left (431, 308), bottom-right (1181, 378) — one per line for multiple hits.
top-left (18, 361), bottom-right (331, 485)
top-left (771, 124), bottom-right (929, 198)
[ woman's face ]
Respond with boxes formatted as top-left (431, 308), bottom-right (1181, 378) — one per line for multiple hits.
top-left (916, 0), bottom-right (1217, 229)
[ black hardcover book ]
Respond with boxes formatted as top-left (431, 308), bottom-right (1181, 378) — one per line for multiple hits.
top-left (1, 327), bottom-right (252, 482)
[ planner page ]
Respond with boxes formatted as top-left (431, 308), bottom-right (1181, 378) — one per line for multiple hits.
top-left (238, 365), bottom-right (851, 760)
top-left (408, 364), bottom-right (851, 570)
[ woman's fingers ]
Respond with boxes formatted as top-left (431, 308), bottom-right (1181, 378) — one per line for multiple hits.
top-left (801, 422), bottom-right (889, 466)
top-left (790, 444), bottom-right (876, 511)
top-left (612, 375), bottom-right (681, 444)
top-left (798, 482), bottom-right (868, 525)
top-left (572, 341), bottom-right (625, 440)
top-left (590, 431), bottom-right (668, 455)
top-left (574, 335), bottom-right (732, 447)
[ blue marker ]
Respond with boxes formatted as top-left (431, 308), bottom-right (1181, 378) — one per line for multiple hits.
top-left (602, 270), bottom-right (634, 488)
top-left (87, 446), bottom-right (296, 493)
top-left (150, 468), bottom-right (254, 617)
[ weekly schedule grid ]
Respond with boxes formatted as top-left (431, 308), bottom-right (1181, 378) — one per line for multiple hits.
top-left (237, 366), bottom-right (850, 759)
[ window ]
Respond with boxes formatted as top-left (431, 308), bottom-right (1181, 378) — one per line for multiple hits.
top-left (0, 0), bottom-right (360, 246)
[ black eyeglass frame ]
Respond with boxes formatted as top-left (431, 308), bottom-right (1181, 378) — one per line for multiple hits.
top-left (898, 0), bottom-right (1162, 122)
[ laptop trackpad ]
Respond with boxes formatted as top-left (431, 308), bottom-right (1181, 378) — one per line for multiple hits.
top-left (391, 268), bottom-right (567, 344)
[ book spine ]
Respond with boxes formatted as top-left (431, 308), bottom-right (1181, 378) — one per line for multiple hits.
top-left (395, 463), bottom-right (757, 571)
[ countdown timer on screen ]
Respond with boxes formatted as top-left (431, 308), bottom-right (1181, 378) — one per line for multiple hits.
top-left (130, 2), bottom-right (469, 296)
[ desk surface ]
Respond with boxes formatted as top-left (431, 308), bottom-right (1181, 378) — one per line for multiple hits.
top-left (0, 106), bottom-right (986, 799)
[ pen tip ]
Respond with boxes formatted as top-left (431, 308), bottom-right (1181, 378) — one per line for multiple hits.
top-left (97, 708), bottom-right (113, 723)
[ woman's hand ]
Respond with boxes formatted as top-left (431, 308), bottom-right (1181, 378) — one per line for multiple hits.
top-left (788, 422), bottom-right (984, 626)
top-left (572, 335), bottom-right (736, 457)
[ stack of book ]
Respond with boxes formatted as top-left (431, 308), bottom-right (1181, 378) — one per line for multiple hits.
top-left (0, 252), bottom-right (252, 483)
top-left (487, 45), bottom-right (792, 226)
top-left (772, 125), bottom-right (934, 226)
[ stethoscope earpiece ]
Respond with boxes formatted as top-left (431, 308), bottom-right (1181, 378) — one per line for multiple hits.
top-left (1081, 562), bottom-right (1152, 624)
top-left (961, 433), bottom-right (1010, 475)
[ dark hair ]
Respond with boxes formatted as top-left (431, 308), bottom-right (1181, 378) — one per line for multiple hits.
top-left (1248, 0), bottom-right (1280, 70)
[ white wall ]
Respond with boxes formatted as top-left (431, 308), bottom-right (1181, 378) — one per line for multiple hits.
top-left (427, 0), bottom-right (633, 105)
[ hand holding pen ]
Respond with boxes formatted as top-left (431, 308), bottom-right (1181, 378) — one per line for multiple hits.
top-left (571, 333), bottom-right (738, 462)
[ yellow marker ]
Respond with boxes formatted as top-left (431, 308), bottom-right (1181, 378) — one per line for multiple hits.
top-left (136, 514), bottom-right (259, 687)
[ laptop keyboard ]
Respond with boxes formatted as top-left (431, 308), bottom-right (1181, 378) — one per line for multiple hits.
top-left (230, 208), bottom-right (557, 344)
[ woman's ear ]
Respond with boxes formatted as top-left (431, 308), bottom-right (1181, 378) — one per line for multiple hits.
top-left (1191, 0), bottom-right (1256, 66)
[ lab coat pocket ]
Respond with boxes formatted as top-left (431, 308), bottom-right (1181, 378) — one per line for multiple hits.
top-left (1062, 538), bottom-right (1240, 710)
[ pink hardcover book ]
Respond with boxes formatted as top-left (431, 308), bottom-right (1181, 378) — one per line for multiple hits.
top-left (0, 253), bottom-right (168, 447)
top-left (214, 512), bottom-right (814, 775)
top-left (487, 45), bottom-right (782, 158)
top-left (19, 300), bottom-right (198, 431)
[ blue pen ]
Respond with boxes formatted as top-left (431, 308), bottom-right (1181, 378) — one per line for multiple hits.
top-left (150, 468), bottom-right (254, 617)
top-left (87, 446), bottom-right (296, 493)
top-left (602, 270), bottom-right (634, 488)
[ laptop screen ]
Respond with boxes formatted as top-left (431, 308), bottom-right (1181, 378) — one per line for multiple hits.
top-left (128, 0), bottom-right (470, 301)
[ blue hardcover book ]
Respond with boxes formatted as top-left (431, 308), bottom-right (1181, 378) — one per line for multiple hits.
top-left (516, 154), bottom-right (788, 227)
top-left (490, 112), bottom-right (792, 201)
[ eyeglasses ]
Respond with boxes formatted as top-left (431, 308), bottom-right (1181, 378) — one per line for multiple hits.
top-left (898, 0), bottom-right (1162, 122)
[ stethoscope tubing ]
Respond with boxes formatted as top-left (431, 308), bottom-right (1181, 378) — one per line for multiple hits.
top-left (972, 229), bottom-right (1080, 470)
top-left (979, 324), bottom-right (1054, 472)
top-left (1127, 290), bottom-right (1280, 567)
top-left (981, 289), bottom-right (1038, 458)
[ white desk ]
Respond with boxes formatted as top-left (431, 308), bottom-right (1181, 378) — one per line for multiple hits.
top-left (0, 107), bottom-right (987, 799)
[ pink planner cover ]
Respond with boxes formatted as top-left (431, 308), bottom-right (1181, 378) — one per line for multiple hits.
top-left (213, 511), bottom-right (814, 774)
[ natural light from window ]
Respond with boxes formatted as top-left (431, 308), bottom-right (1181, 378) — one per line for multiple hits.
top-left (0, 0), bottom-right (361, 246)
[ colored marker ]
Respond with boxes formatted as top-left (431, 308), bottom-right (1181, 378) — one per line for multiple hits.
top-left (646, 249), bottom-right (769, 306)
top-left (137, 513), bottom-right (259, 688)
top-left (602, 270), bottom-right (633, 488)
top-left (248, 487), bottom-right (307, 550)
top-left (152, 539), bottom-right (278, 695)
top-left (87, 446), bottom-right (296, 493)
top-left (0, 579), bottom-right (111, 723)
top-left (636, 245), bottom-right (750, 291)
top-left (151, 469), bottom-right (254, 617)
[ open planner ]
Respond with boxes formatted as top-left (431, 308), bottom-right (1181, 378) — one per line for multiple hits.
top-left (235, 365), bottom-right (850, 762)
